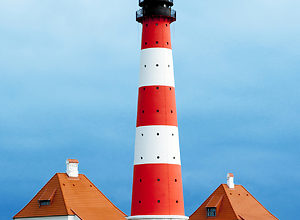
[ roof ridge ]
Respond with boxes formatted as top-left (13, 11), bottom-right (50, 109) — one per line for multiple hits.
top-left (70, 208), bottom-right (83, 220)
top-left (239, 185), bottom-right (278, 220)
top-left (221, 184), bottom-right (241, 220)
top-left (81, 174), bottom-right (127, 217)
top-left (57, 173), bottom-right (73, 215)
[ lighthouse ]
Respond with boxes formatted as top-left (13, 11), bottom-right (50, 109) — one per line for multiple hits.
top-left (128, 1), bottom-right (188, 220)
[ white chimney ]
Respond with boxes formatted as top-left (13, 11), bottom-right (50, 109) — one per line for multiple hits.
top-left (66, 159), bottom-right (79, 177)
top-left (227, 173), bottom-right (234, 189)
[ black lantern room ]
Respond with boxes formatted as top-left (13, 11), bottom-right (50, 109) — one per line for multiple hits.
top-left (136, 0), bottom-right (176, 23)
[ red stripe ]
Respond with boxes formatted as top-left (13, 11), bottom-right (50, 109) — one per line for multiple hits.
top-left (136, 86), bottom-right (177, 127)
top-left (141, 17), bottom-right (172, 50)
top-left (131, 164), bottom-right (185, 216)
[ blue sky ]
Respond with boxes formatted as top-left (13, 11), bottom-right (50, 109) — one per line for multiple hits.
top-left (1, 0), bottom-right (299, 219)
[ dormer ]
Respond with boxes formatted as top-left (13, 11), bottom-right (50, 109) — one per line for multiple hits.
top-left (38, 188), bottom-right (56, 207)
top-left (205, 195), bottom-right (223, 217)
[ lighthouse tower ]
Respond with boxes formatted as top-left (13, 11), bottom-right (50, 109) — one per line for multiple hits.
top-left (128, 1), bottom-right (188, 220)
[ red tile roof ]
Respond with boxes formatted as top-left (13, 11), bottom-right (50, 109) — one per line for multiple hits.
top-left (14, 173), bottom-right (127, 220)
top-left (190, 184), bottom-right (278, 220)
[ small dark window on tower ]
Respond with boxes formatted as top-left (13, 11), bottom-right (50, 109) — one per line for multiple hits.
top-left (156, 110), bottom-right (159, 112)
top-left (165, 24), bottom-right (168, 27)
top-left (141, 157), bottom-right (143, 159)
top-left (156, 86), bottom-right (159, 89)
top-left (139, 200), bottom-right (141, 203)
top-left (142, 110), bottom-right (145, 113)
top-left (157, 200), bottom-right (160, 203)
top-left (175, 179), bottom-right (177, 182)
top-left (156, 64), bottom-right (159, 67)
top-left (172, 133), bottom-right (174, 136)
top-left (143, 87), bottom-right (145, 90)
top-left (140, 179), bottom-right (142, 182)
top-left (169, 87), bottom-right (172, 90)
top-left (168, 65), bottom-right (170, 67)
top-left (171, 110), bottom-right (173, 113)
top-left (167, 42), bottom-right (169, 45)
top-left (141, 133), bottom-right (143, 136)
top-left (144, 65), bottom-right (146, 67)
top-left (156, 41), bottom-right (158, 44)
top-left (156, 23), bottom-right (158, 26)
top-left (157, 133), bottom-right (159, 136)
top-left (157, 179), bottom-right (160, 181)
top-left (176, 200), bottom-right (178, 203)
top-left (207, 207), bottom-right (216, 217)
top-left (145, 42), bottom-right (147, 45)
top-left (173, 156), bottom-right (176, 159)
top-left (146, 24), bottom-right (148, 26)
top-left (157, 156), bottom-right (160, 159)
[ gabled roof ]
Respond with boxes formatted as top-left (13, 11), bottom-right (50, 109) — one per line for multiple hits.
top-left (190, 184), bottom-right (278, 220)
top-left (14, 173), bottom-right (127, 220)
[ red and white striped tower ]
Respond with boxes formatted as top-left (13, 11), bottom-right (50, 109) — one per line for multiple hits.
top-left (128, 1), bottom-right (188, 220)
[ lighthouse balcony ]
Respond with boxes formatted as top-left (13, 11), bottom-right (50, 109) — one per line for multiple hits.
top-left (136, 8), bottom-right (176, 23)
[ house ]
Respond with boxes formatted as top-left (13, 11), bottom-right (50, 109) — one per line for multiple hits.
top-left (189, 173), bottom-right (278, 220)
top-left (13, 159), bottom-right (127, 220)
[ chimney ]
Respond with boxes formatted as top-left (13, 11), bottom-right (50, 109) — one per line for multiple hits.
top-left (227, 173), bottom-right (234, 189)
top-left (66, 159), bottom-right (79, 177)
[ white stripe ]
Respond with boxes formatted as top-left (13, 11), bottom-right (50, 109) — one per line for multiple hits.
top-left (134, 126), bottom-right (181, 165)
top-left (127, 215), bottom-right (189, 220)
top-left (139, 48), bottom-right (175, 87)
